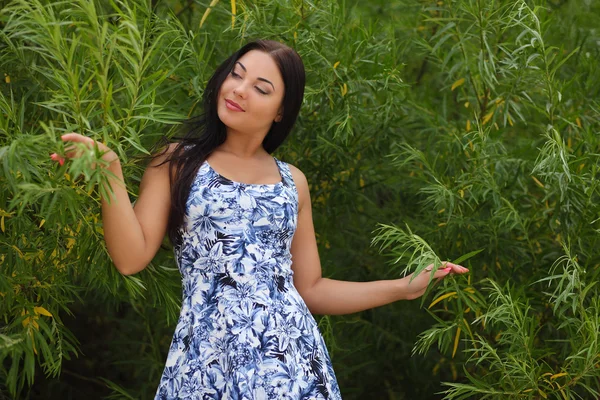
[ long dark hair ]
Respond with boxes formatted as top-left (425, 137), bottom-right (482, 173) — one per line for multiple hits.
top-left (157, 40), bottom-right (305, 247)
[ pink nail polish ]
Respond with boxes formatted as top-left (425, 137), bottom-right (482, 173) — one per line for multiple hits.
top-left (443, 267), bottom-right (451, 272)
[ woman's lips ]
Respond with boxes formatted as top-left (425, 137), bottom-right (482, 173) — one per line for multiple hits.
top-left (225, 99), bottom-right (245, 112)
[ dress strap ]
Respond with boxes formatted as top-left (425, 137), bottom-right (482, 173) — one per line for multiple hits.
top-left (274, 158), bottom-right (295, 189)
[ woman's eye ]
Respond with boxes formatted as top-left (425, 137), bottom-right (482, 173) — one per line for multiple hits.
top-left (230, 71), bottom-right (268, 95)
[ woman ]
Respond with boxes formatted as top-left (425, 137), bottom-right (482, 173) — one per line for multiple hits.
top-left (51, 40), bottom-right (468, 399)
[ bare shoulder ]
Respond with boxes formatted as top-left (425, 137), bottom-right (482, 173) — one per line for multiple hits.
top-left (139, 142), bottom-right (180, 192)
top-left (148, 142), bottom-right (180, 168)
top-left (286, 163), bottom-right (310, 210)
top-left (287, 163), bottom-right (307, 183)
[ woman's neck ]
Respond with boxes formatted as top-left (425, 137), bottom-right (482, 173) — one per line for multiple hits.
top-left (217, 130), bottom-right (269, 159)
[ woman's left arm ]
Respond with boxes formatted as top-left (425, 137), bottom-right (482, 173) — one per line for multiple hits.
top-left (289, 166), bottom-right (468, 315)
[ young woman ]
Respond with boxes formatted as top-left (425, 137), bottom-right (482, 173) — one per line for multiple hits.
top-left (51, 40), bottom-right (468, 399)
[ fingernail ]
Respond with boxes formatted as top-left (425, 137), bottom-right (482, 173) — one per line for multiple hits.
top-left (443, 267), bottom-right (451, 272)
top-left (50, 153), bottom-right (57, 159)
top-left (58, 158), bottom-right (64, 166)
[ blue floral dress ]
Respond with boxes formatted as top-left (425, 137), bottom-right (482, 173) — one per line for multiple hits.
top-left (155, 158), bottom-right (342, 399)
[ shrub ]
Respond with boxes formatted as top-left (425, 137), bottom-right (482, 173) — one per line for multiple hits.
top-left (1, 0), bottom-right (598, 398)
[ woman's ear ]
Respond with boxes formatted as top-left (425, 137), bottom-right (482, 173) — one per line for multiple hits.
top-left (274, 107), bottom-right (283, 122)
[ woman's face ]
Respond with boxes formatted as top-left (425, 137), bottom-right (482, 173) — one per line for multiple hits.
top-left (217, 50), bottom-right (285, 138)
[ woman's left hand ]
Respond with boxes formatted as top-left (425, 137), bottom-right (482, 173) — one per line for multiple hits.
top-left (400, 262), bottom-right (468, 300)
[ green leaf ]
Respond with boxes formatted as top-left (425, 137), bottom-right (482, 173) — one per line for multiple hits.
top-left (452, 248), bottom-right (484, 265)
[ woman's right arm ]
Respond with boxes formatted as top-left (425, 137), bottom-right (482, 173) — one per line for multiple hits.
top-left (56, 134), bottom-right (176, 275)
top-left (101, 145), bottom-right (175, 275)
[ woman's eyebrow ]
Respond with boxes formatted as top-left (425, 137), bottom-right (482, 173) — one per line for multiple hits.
top-left (235, 61), bottom-right (275, 91)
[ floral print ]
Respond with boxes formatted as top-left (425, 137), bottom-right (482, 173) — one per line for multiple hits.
top-left (155, 158), bottom-right (341, 399)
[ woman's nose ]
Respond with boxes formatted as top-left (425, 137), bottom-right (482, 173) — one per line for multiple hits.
top-left (233, 84), bottom-right (247, 98)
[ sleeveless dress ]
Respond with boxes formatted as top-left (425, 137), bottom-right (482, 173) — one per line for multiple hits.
top-left (155, 158), bottom-right (342, 399)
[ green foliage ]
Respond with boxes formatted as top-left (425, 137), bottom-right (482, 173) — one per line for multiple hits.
top-left (0, 0), bottom-right (599, 399)
top-left (367, 0), bottom-right (600, 398)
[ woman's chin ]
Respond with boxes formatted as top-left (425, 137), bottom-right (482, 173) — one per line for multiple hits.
top-left (217, 111), bottom-right (275, 136)
top-left (217, 110), bottom-right (240, 127)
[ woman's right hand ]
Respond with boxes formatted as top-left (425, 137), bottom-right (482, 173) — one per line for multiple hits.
top-left (399, 262), bottom-right (469, 300)
top-left (50, 133), bottom-right (118, 167)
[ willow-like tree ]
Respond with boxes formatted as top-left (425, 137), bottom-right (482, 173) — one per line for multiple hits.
top-left (1, 0), bottom-right (599, 399)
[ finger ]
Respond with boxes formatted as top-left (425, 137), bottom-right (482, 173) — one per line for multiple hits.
top-left (433, 267), bottom-right (452, 279)
top-left (440, 262), bottom-right (469, 274)
top-left (61, 133), bottom-right (95, 147)
top-left (425, 262), bottom-right (470, 275)
top-left (50, 153), bottom-right (65, 166)
top-left (61, 132), bottom-right (88, 141)
top-left (425, 263), bottom-right (452, 273)
top-left (63, 141), bottom-right (99, 160)
top-left (424, 263), bottom-right (437, 272)
top-left (62, 145), bottom-right (85, 159)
